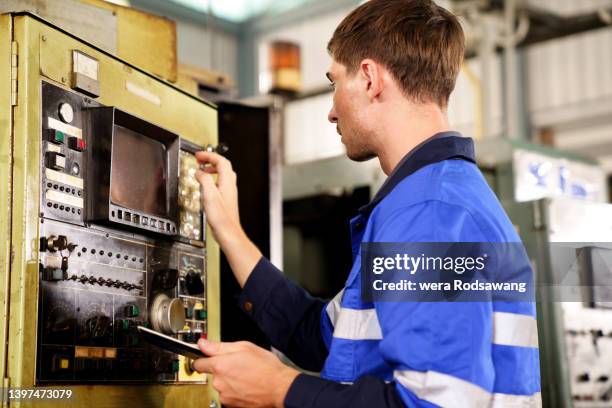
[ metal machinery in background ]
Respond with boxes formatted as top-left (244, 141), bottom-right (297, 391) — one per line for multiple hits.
top-left (504, 198), bottom-right (612, 408)
top-left (478, 139), bottom-right (612, 408)
top-left (0, 12), bottom-right (220, 407)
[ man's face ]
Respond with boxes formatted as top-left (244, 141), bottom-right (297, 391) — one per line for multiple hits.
top-left (327, 60), bottom-right (377, 162)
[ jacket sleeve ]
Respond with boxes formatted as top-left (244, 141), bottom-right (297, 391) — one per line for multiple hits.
top-left (237, 257), bottom-right (329, 371)
top-left (238, 260), bottom-right (409, 407)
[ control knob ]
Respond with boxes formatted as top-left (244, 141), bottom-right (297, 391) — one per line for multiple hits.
top-left (185, 270), bottom-right (204, 295)
top-left (42, 235), bottom-right (77, 253)
top-left (149, 294), bottom-right (185, 334)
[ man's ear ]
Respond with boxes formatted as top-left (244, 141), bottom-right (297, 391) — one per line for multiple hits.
top-left (359, 59), bottom-right (383, 101)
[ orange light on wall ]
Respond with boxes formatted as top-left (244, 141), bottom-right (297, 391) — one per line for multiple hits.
top-left (267, 40), bottom-right (302, 94)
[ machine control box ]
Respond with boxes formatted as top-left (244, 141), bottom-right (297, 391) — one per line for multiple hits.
top-left (37, 82), bottom-right (208, 384)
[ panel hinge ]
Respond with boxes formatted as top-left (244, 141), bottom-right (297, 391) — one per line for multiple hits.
top-left (10, 41), bottom-right (18, 106)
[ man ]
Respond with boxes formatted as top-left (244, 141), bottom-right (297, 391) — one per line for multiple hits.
top-left (193, 0), bottom-right (541, 407)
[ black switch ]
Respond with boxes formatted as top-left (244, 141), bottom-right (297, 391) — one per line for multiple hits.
top-left (124, 304), bottom-right (140, 318)
top-left (185, 271), bottom-right (204, 295)
top-left (61, 256), bottom-right (69, 272)
top-left (46, 152), bottom-right (66, 171)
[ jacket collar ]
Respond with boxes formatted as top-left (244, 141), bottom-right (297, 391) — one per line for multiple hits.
top-left (358, 132), bottom-right (476, 218)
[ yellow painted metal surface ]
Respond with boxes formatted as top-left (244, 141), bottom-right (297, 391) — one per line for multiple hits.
top-left (4, 13), bottom-right (220, 407)
top-left (38, 33), bottom-right (216, 146)
top-left (0, 14), bottom-right (14, 389)
top-left (78, 0), bottom-right (178, 83)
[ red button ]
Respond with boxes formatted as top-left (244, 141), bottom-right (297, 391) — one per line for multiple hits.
top-left (68, 136), bottom-right (86, 152)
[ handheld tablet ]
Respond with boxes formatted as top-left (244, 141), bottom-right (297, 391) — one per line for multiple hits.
top-left (137, 326), bottom-right (206, 360)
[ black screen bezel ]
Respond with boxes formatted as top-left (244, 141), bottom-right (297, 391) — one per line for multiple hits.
top-left (85, 107), bottom-right (179, 236)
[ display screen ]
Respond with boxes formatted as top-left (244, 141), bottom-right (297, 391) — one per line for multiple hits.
top-left (111, 125), bottom-right (168, 217)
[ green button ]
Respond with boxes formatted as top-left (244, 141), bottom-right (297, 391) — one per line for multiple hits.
top-left (185, 308), bottom-right (193, 319)
top-left (51, 130), bottom-right (65, 144)
top-left (196, 310), bottom-right (207, 320)
top-left (171, 360), bottom-right (180, 373)
top-left (121, 319), bottom-right (130, 330)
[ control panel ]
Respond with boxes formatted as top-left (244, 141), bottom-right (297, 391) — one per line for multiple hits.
top-left (564, 304), bottom-right (612, 405)
top-left (37, 81), bottom-right (208, 384)
top-left (40, 84), bottom-right (90, 223)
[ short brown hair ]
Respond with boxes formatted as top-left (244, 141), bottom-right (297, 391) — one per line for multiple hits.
top-left (328, 0), bottom-right (465, 107)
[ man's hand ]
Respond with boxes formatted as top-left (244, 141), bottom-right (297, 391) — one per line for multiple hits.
top-left (195, 152), bottom-right (261, 287)
top-left (195, 152), bottom-right (241, 241)
top-left (193, 339), bottom-right (300, 408)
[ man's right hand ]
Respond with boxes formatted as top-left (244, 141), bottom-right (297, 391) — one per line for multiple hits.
top-left (195, 151), bottom-right (261, 287)
top-left (195, 152), bottom-right (241, 239)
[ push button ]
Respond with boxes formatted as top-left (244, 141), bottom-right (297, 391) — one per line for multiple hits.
top-left (68, 136), bottom-right (86, 152)
top-left (46, 152), bottom-right (66, 171)
top-left (195, 309), bottom-right (207, 320)
top-left (47, 129), bottom-right (65, 144)
top-left (52, 355), bottom-right (71, 372)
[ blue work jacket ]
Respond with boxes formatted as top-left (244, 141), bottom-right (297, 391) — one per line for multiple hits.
top-left (238, 133), bottom-right (541, 407)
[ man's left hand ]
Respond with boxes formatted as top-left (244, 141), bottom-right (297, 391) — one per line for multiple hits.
top-left (193, 339), bottom-right (300, 408)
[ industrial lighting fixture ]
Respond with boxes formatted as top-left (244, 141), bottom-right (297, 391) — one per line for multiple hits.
top-left (168, 0), bottom-right (312, 22)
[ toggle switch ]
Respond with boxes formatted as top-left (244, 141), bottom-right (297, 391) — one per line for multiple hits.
top-left (119, 319), bottom-right (131, 331)
top-left (46, 235), bottom-right (68, 252)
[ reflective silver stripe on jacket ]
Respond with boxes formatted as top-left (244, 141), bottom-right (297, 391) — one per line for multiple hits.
top-left (492, 311), bottom-right (539, 348)
top-left (327, 291), bottom-right (538, 349)
top-left (394, 370), bottom-right (542, 408)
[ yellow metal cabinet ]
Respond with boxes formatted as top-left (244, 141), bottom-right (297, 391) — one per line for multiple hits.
top-left (0, 12), bottom-right (220, 408)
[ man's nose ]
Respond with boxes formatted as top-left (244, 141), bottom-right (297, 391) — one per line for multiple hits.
top-left (328, 106), bottom-right (338, 124)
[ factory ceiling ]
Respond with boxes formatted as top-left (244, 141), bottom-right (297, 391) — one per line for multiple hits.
top-left (167, 0), bottom-right (313, 22)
